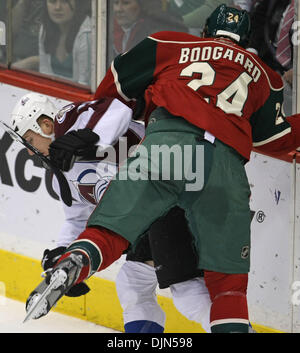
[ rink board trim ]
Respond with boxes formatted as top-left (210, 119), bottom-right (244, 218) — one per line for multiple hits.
top-left (0, 249), bottom-right (282, 333)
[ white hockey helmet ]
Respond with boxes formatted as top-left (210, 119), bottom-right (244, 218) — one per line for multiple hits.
top-left (11, 92), bottom-right (58, 138)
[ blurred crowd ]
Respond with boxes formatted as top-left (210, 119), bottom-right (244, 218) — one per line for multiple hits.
top-left (0, 0), bottom-right (295, 109)
top-left (0, 0), bottom-right (91, 85)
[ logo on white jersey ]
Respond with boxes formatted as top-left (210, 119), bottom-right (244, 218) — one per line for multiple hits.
top-left (73, 164), bottom-right (116, 205)
top-left (74, 169), bottom-right (98, 205)
top-left (56, 104), bottom-right (76, 124)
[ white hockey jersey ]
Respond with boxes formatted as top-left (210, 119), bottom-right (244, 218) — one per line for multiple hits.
top-left (52, 97), bottom-right (144, 247)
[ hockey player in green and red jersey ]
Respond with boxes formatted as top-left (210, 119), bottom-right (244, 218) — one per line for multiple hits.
top-left (25, 4), bottom-right (300, 333)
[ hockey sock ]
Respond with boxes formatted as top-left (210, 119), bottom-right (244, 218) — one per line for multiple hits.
top-left (57, 226), bottom-right (129, 283)
top-left (204, 271), bottom-right (249, 333)
top-left (125, 320), bottom-right (164, 333)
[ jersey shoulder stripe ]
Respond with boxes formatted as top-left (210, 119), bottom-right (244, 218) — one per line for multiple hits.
top-left (253, 127), bottom-right (292, 147)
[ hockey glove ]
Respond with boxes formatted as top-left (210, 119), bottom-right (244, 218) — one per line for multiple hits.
top-left (42, 247), bottom-right (90, 297)
top-left (42, 247), bottom-right (66, 271)
top-left (49, 129), bottom-right (99, 171)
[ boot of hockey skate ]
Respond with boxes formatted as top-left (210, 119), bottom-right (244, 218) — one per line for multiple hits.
top-left (24, 252), bottom-right (88, 322)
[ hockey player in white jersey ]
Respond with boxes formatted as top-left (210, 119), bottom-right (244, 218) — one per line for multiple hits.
top-left (10, 92), bottom-right (213, 332)
top-left (10, 92), bottom-right (143, 297)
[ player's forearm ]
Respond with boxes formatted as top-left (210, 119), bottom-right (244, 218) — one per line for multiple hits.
top-left (255, 114), bottom-right (300, 156)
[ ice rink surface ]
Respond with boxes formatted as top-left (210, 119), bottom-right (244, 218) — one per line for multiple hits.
top-left (0, 297), bottom-right (120, 333)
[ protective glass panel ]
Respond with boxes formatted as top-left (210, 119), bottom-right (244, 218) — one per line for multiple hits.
top-left (10, 0), bottom-right (92, 87)
top-left (0, 0), bottom-right (7, 65)
top-left (248, 0), bottom-right (294, 116)
top-left (106, 1), bottom-right (250, 64)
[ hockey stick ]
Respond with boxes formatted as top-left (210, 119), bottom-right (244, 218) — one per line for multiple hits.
top-left (0, 120), bottom-right (72, 207)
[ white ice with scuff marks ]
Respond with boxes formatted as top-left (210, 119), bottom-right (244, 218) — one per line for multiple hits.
top-left (0, 297), bottom-right (120, 333)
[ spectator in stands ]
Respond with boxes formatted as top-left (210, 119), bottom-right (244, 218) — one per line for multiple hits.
top-left (0, 0), bottom-right (6, 22)
top-left (39, 0), bottom-right (91, 85)
top-left (248, 0), bottom-right (294, 114)
top-left (0, 0), bottom-right (7, 62)
top-left (249, 0), bottom-right (292, 73)
top-left (12, 0), bottom-right (43, 66)
top-left (112, 0), bottom-right (187, 58)
top-left (0, 0), bottom-right (43, 65)
top-left (14, 0), bottom-right (91, 86)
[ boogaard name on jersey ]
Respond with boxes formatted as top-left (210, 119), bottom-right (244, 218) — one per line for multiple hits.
top-left (179, 45), bottom-right (261, 83)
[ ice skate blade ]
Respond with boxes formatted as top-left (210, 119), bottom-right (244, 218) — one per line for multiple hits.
top-left (23, 269), bottom-right (67, 323)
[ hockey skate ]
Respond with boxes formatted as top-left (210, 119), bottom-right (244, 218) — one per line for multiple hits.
top-left (24, 252), bottom-right (87, 323)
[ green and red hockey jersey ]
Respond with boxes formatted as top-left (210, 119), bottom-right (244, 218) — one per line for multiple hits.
top-left (95, 31), bottom-right (300, 160)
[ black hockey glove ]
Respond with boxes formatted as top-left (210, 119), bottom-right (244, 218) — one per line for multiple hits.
top-left (49, 129), bottom-right (99, 171)
top-left (42, 247), bottom-right (90, 297)
top-left (42, 246), bottom-right (66, 270)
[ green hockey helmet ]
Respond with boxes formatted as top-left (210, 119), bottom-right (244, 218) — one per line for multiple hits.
top-left (204, 4), bottom-right (251, 47)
